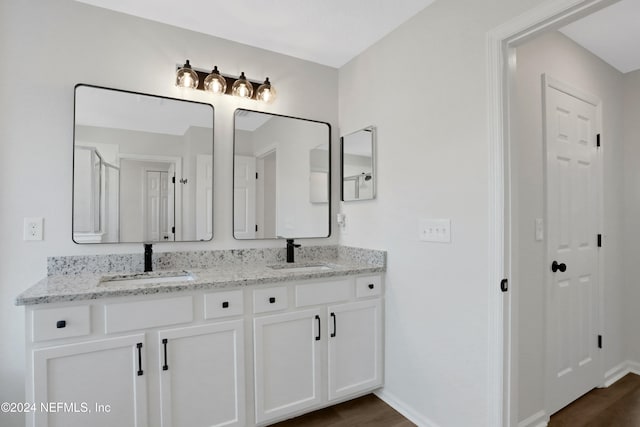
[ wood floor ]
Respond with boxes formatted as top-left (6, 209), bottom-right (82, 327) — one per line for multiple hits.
top-left (549, 373), bottom-right (640, 427)
top-left (269, 394), bottom-right (415, 427)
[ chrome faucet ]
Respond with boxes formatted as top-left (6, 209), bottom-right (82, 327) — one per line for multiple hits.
top-left (144, 243), bottom-right (153, 272)
top-left (286, 239), bottom-right (301, 263)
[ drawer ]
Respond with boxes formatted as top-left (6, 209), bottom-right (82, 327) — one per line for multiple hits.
top-left (355, 275), bottom-right (382, 298)
top-left (253, 286), bottom-right (288, 314)
top-left (32, 305), bottom-right (91, 342)
top-left (205, 290), bottom-right (244, 319)
top-left (105, 296), bottom-right (193, 333)
top-left (295, 279), bottom-right (352, 307)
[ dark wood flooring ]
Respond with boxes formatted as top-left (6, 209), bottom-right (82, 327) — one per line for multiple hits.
top-left (269, 394), bottom-right (415, 427)
top-left (549, 373), bottom-right (640, 427)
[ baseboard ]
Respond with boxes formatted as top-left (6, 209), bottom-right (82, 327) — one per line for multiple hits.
top-left (374, 389), bottom-right (441, 427)
top-left (517, 410), bottom-right (548, 427)
top-left (603, 360), bottom-right (640, 387)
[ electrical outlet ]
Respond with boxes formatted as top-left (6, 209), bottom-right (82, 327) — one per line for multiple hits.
top-left (419, 218), bottom-right (451, 243)
top-left (24, 217), bottom-right (44, 241)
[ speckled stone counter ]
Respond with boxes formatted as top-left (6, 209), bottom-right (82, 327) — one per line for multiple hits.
top-left (16, 246), bottom-right (386, 305)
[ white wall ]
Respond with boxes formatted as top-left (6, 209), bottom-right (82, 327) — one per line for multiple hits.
top-left (622, 70), bottom-right (640, 365)
top-left (0, 1), bottom-right (338, 425)
top-left (338, 0), bottom-right (547, 425)
top-left (512, 31), bottom-right (625, 422)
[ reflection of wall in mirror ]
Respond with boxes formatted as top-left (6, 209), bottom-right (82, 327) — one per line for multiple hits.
top-left (251, 117), bottom-right (328, 238)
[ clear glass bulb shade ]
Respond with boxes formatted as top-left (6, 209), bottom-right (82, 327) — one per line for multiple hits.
top-left (204, 67), bottom-right (227, 94)
top-left (176, 60), bottom-right (199, 89)
top-left (256, 78), bottom-right (276, 103)
top-left (232, 73), bottom-right (253, 99)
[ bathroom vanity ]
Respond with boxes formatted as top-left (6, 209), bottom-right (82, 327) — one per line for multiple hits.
top-left (17, 246), bottom-right (385, 427)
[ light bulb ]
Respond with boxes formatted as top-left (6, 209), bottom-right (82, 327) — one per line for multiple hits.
top-left (176, 60), bottom-right (199, 89)
top-left (256, 77), bottom-right (276, 103)
top-left (232, 72), bottom-right (254, 99)
top-left (204, 66), bottom-right (227, 94)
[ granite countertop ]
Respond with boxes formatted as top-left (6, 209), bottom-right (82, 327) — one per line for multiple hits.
top-left (16, 246), bottom-right (386, 306)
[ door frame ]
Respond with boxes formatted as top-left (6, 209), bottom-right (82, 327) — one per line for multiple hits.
top-left (486, 0), bottom-right (617, 426)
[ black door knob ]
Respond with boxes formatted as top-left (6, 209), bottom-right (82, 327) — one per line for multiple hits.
top-left (551, 260), bottom-right (567, 273)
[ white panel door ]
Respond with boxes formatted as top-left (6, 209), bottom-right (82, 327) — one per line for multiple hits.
top-left (32, 334), bottom-right (148, 427)
top-left (196, 154), bottom-right (213, 241)
top-left (146, 171), bottom-right (161, 241)
top-left (167, 164), bottom-right (175, 241)
top-left (253, 309), bottom-right (322, 424)
top-left (544, 75), bottom-right (601, 415)
top-left (327, 299), bottom-right (383, 401)
top-left (158, 321), bottom-right (245, 427)
top-left (233, 155), bottom-right (256, 239)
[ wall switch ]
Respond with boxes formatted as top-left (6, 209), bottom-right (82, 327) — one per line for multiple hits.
top-left (419, 218), bottom-right (451, 243)
top-left (24, 217), bottom-right (44, 241)
top-left (535, 218), bottom-right (544, 241)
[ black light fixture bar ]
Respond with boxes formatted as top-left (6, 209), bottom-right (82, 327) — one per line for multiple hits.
top-left (177, 65), bottom-right (263, 100)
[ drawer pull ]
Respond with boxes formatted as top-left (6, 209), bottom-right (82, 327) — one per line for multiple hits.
top-left (269, 297), bottom-right (276, 304)
top-left (137, 343), bottom-right (144, 376)
top-left (56, 320), bottom-right (66, 329)
top-left (368, 284), bottom-right (375, 289)
top-left (222, 301), bottom-right (229, 308)
top-left (162, 339), bottom-right (169, 371)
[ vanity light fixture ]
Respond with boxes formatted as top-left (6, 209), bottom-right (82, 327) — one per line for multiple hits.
top-left (203, 66), bottom-right (227, 95)
top-left (231, 72), bottom-right (254, 99)
top-left (256, 77), bottom-right (276, 103)
top-left (175, 60), bottom-right (275, 102)
top-left (175, 60), bottom-right (199, 89)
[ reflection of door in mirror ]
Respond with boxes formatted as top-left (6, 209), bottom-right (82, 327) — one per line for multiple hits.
top-left (196, 154), bottom-right (213, 241)
top-left (120, 158), bottom-right (176, 242)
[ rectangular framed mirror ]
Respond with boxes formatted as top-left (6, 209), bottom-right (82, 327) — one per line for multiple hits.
top-left (73, 84), bottom-right (214, 243)
top-left (341, 126), bottom-right (376, 201)
top-left (233, 109), bottom-right (331, 239)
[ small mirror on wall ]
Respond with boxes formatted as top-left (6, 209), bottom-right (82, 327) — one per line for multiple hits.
top-left (341, 126), bottom-right (375, 201)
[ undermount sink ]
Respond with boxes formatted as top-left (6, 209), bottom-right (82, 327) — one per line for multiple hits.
top-left (99, 271), bottom-right (195, 286)
top-left (268, 263), bottom-right (332, 273)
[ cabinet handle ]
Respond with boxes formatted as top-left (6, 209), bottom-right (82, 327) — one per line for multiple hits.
top-left (368, 283), bottom-right (375, 289)
top-left (162, 339), bottom-right (169, 371)
top-left (315, 315), bottom-right (321, 341)
top-left (222, 301), bottom-right (229, 308)
top-left (136, 343), bottom-right (143, 376)
top-left (56, 320), bottom-right (66, 329)
top-left (330, 312), bottom-right (336, 338)
top-left (269, 297), bottom-right (276, 304)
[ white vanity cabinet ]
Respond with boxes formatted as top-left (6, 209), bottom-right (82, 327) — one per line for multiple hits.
top-left (24, 272), bottom-right (384, 427)
top-left (158, 321), bottom-right (245, 427)
top-left (31, 334), bottom-right (148, 427)
top-left (253, 275), bottom-right (384, 425)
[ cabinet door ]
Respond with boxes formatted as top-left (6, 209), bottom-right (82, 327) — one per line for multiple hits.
top-left (158, 320), bottom-right (245, 427)
top-left (254, 309), bottom-right (322, 424)
top-left (327, 299), bottom-right (383, 401)
top-left (32, 334), bottom-right (148, 427)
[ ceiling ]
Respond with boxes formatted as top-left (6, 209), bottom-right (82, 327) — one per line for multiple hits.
top-left (559, 0), bottom-right (640, 73)
top-left (76, 0), bottom-right (638, 73)
top-left (75, 0), bottom-right (436, 68)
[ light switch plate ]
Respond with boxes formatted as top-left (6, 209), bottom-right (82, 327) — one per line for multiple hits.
top-left (419, 218), bottom-right (451, 243)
